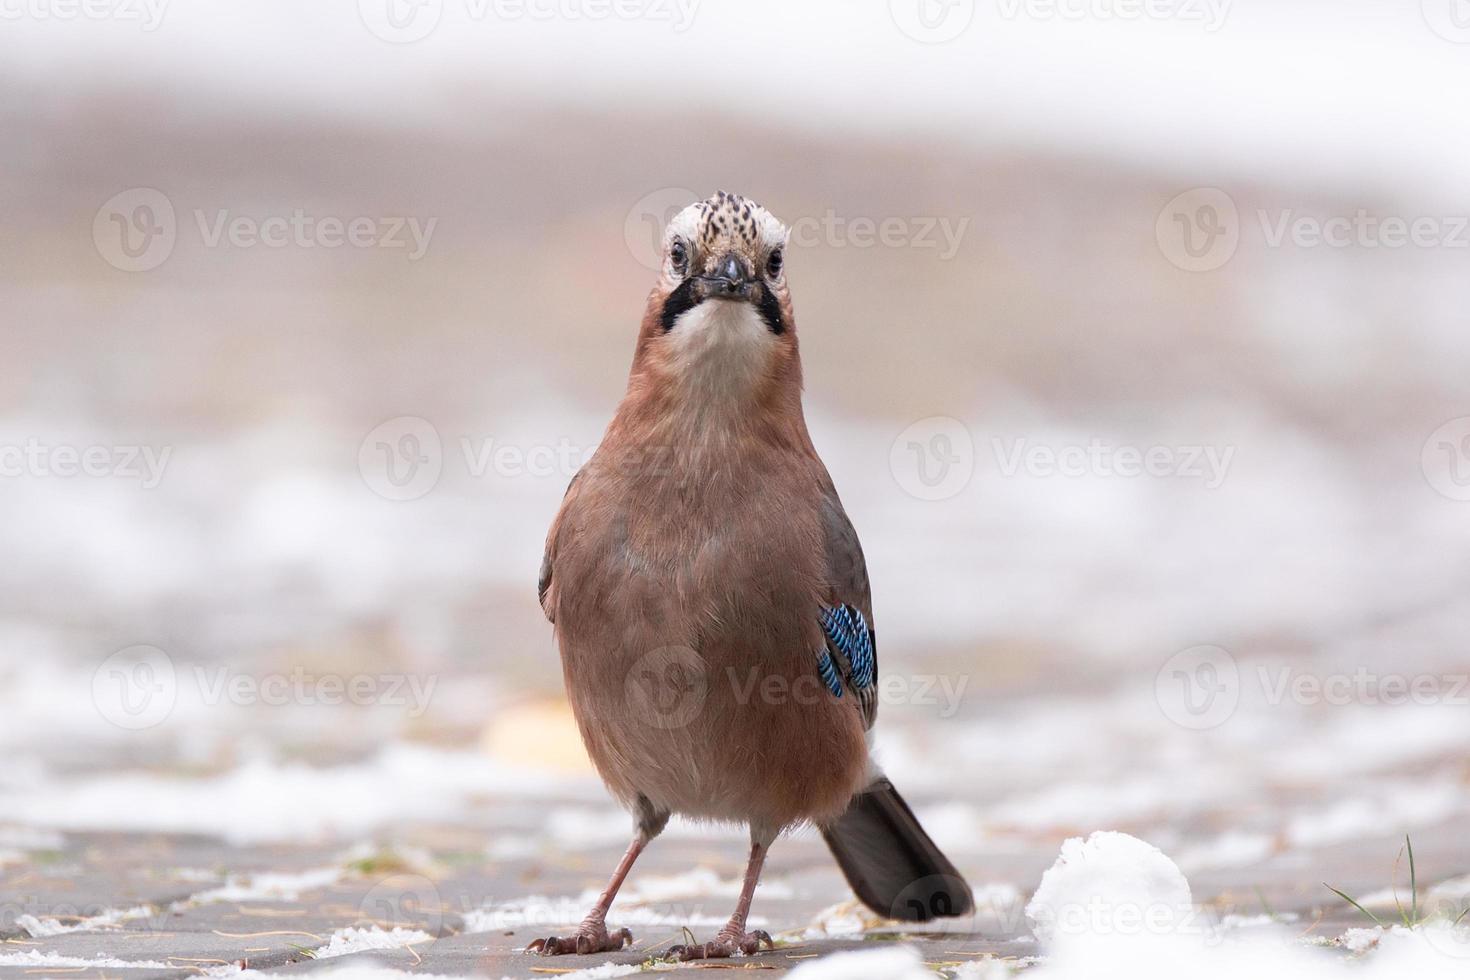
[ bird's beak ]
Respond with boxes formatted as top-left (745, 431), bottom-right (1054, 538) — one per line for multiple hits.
top-left (692, 253), bottom-right (756, 302)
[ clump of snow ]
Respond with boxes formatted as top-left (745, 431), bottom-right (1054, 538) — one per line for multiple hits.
top-left (785, 945), bottom-right (935, 979)
top-left (0, 950), bottom-right (174, 970)
top-left (1026, 832), bottom-right (1195, 944)
top-left (17, 904), bottom-right (154, 937)
top-left (313, 927), bottom-right (433, 959)
top-left (801, 900), bottom-right (881, 939)
top-left (1340, 927), bottom-right (1384, 953)
top-left (993, 833), bottom-right (1470, 979)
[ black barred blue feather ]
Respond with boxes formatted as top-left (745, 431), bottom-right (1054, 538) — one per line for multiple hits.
top-left (819, 603), bottom-right (877, 724)
top-left (817, 650), bottom-right (843, 697)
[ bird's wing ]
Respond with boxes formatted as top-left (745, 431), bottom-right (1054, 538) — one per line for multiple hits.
top-left (538, 470), bottom-right (584, 623)
top-left (816, 484), bottom-right (879, 729)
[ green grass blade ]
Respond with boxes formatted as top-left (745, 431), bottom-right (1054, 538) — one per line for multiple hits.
top-left (1406, 835), bottom-right (1419, 926)
top-left (1324, 883), bottom-right (1388, 929)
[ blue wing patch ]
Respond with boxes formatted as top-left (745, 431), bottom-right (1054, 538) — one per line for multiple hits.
top-left (817, 650), bottom-right (843, 697)
top-left (819, 604), bottom-right (876, 699)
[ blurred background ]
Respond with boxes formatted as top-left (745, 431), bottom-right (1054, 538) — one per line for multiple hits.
top-left (3, 0), bottom-right (1470, 954)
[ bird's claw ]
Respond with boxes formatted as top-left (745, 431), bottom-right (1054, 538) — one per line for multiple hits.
top-left (669, 928), bottom-right (773, 960)
top-left (524, 925), bottom-right (633, 955)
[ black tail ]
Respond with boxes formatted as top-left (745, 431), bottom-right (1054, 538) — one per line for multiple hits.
top-left (821, 777), bottom-right (974, 922)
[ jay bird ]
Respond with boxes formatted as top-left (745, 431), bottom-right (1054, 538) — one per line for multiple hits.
top-left (532, 191), bottom-right (973, 960)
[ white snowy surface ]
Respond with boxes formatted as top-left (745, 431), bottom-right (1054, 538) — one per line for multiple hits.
top-left (785, 945), bottom-right (935, 980)
top-left (239, 967), bottom-right (470, 980)
top-left (1026, 833), bottom-right (1194, 944)
top-left (17, 904), bottom-right (154, 937)
top-left (313, 927), bottom-right (435, 960)
top-left (983, 835), bottom-right (1470, 980)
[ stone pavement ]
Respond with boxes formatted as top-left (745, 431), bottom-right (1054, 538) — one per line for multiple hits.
top-left (4, 816), bottom-right (1461, 979)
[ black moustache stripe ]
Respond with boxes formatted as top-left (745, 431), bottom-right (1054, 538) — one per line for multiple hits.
top-left (659, 278), bottom-right (786, 336)
top-left (755, 286), bottom-right (785, 335)
top-left (660, 278), bottom-right (699, 332)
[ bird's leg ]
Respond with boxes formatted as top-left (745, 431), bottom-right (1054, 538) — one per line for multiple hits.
top-left (524, 836), bottom-right (644, 955)
top-left (670, 838), bottom-right (776, 961)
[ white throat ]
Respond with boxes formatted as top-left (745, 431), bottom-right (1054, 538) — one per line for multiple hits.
top-left (666, 299), bottom-right (774, 414)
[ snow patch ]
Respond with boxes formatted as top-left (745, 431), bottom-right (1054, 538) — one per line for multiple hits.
top-left (785, 945), bottom-right (935, 979)
top-left (314, 927), bottom-right (434, 959)
top-left (1026, 832), bottom-right (1194, 944)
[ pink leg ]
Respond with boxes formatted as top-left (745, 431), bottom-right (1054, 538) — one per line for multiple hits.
top-left (525, 836), bottom-right (645, 956)
top-left (670, 840), bottom-right (776, 961)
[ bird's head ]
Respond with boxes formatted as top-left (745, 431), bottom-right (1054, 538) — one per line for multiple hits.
top-left (632, 191), bottom-right (799, 413)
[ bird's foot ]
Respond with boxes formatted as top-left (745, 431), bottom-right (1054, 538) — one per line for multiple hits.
top-left (524, 922), bottom-right (633, 956)
top-left (669, 928), bottom-right (773, 961)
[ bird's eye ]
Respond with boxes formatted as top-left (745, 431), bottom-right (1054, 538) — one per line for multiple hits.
top-left (669, 240), bottom-right (688, 274)
top-left (766, 247), bottom-right (784, 279)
